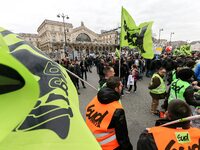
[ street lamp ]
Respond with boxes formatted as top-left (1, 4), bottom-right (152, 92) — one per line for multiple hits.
top-left (170, 32), bottom-right (174, 45)
top-left (57, 13), bottom-right (69, 54)
top-left (158, 28), bottom-right (163, 44)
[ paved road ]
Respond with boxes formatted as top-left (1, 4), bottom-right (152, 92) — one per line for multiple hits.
top-left (78, 67), bottom-right (159, 149)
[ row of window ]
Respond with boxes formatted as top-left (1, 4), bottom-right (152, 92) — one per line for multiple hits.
top-left (50, 25), bottom-right (70, 33)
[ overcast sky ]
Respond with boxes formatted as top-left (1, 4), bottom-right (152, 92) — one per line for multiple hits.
top-left (0, 0), bottom-right (200, 41)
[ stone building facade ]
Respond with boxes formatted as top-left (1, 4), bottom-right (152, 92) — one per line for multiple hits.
top-left (19, 19), bottom-right (118, 59)
top-left (18, 33), bottom-right (39, 48)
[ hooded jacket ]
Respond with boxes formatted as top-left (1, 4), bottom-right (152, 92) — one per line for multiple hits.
top-left (97, 87), bottom-right (133, 150)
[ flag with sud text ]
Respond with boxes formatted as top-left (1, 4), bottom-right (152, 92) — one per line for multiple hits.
top-left (0, 27), bottom-right (101, 150)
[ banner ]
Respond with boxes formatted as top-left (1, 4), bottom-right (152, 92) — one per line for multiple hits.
top-left (137, 21), bottom-right (154, 59)
top-left (120, 7), bottom-right (154, 59)
top-left (173, 44), bottom-right (191, 56)
top-left (180, 44), bottom-right (191, 56)
top-left (0, 27), bottom-right (100, 150)
top-left (120, 7), bottom-right (138, 48)
top-left (155, 47), bottom-right (163, 54)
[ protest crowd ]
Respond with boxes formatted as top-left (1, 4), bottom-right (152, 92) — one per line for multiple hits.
top-left (56, 49), bottom-right (200, 150)
top-left (1, 6), bottom-right (200, 150)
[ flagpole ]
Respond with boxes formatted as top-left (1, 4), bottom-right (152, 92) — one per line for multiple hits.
top-left (65, 68), bottom-right (98, 91)
top-left (160, 115), bottom-right (200, 127)
top-left (119, 48), bottom-right (121, 78)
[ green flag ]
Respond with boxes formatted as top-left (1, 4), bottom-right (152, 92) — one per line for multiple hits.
top-left (120, 7), bottom-right (154, 59)
top-left (137, 22), bottom-right (154, 59)
top-left (115, 48), bottom-right (120, 58)
top-left (173, 44), bottom-right (191, 56)
top-left (180, 44), bottom-right (191, 56)
top-left (120, 7), bottom-right (138, 48)
top-left (173, 47), bottom-right (181, 56)
top-left (0, 27), bottom-right (101, 150)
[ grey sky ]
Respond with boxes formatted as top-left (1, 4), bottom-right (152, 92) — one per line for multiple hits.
top-left (0, 0), bottom-right (200, 41)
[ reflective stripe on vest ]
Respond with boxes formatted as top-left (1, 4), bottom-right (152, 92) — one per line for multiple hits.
top-left (150, 73), bottom-right (166, 94)
top-left (99, 134), bottom-right (116, 145)
top-left (168, 79), bottom-right (190, 103)
top-left (148, 127), bottom-right (200, 150)
top-left (94, 131), bottom-right (114, 138)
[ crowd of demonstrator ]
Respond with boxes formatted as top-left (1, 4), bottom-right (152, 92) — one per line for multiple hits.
top-left (56, 51), bottom-right (200, 150)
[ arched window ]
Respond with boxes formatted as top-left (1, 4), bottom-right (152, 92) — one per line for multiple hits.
top-left (76, 33), bottom-right (91, 42)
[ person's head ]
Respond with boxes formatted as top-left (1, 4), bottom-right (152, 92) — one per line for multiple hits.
top-left (106, 77), bottom-right (123, 94)
top-left (132, 64), bottom-right (138, 69)
top-left (158, 67), bottom-right (166, 77)
top-left (186, 59), bottom-right (196, 69)
top-left (177, 67), bottom-right (193, 82)
top-left (103, 66), bottom-right (115, 78)
top-left (166, 100), bottom-right (192, 121)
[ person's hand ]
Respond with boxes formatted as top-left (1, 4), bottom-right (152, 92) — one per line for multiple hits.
top-left (192, 81), bottom-right (198, 86)
top-left (194, 85), bottom-right (200, 90)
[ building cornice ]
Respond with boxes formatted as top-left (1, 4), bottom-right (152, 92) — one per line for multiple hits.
top-left (37, 19), bottom-right (73, 32)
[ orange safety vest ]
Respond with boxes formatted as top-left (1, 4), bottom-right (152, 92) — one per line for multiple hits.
top-left (86, 96), bottom-right (123, 150)
top-left (148, 126), bottom-right (200, 150)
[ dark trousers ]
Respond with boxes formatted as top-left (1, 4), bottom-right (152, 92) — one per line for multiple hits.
top-left (82, 71), bottom-right (87, 81)
top-left (77, 78), bottom-right (85, 89)
top-left (128, 81), bottom-right (137, 92)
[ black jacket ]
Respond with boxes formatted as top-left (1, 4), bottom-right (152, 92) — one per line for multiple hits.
top-left (97, 87), bottom-right (133, 150)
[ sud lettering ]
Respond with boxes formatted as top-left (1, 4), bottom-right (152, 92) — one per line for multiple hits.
top-left (86, 105), bottom-right (108, 127)
top-left (165, 138), bottom-right (200, 150)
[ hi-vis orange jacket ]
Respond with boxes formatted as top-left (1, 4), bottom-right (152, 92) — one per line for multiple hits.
top-left (148, 126), bottom-right (200, 150)
top-left (86, 96), bottom-right (123, 150)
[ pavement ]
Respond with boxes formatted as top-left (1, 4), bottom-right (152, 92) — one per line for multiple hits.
top-left (78, 67), bottom-right (160, 149)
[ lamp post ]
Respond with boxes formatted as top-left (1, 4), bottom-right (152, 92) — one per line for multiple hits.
top-left (170, 32), bottom-right (174, 45)
top-left (158, 28), bottom-right (163, 44)
top-left (57, 13), bottom-right (69, 54)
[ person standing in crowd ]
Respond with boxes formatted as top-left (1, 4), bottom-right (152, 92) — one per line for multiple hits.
top-left (149, 56), bottom-right (162, 75)
top-left (113, 59), bottom-right (124, 95)
top-left (86, 77), bottom-right (133, 150)
top-left (148, 67), bottom-right (167, 115)
top-left (98, 66), bottom-right (115, 90)
top-left (137, 100), bottom-right (200, 150)
top-left (168, 68), bottom-right (200, 107)
top-left (119, 59), bottom-right (128, 96)
top-left (167, 64), bottom-right (183, 85)
top-left (126, 64), bottom-right (139, 93)
top-left (68, 61), bottom-right (80, 95)
top-left (74, 60), bottom-right (86, 89)
top-left (132, 64), bottom-right (139, 93)
top-left (145, 59), bottom-right (152, 77)
top-left (194, 61), bottom-right (200, 81)
top-left (86, 56), bottom-right (93, 73)
top-left (98, 59), bottom-right (105, 80)
top-left (80, 57), bottom-right (88, 81)
top-left (122, 60), bottom-right (129, 89)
